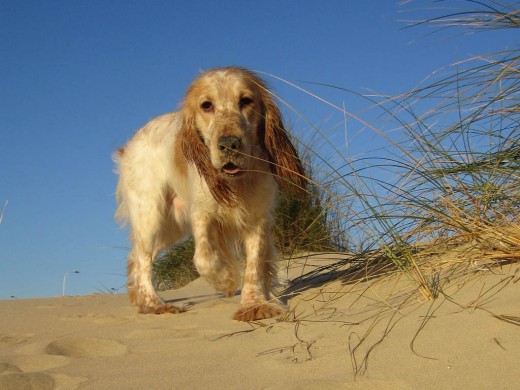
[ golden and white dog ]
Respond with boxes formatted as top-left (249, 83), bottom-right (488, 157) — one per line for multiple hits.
top-left (115, 67), bottom-right (304, 321)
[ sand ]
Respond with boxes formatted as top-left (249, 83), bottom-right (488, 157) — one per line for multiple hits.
top-left (1, 255), bottom-right (519, 389)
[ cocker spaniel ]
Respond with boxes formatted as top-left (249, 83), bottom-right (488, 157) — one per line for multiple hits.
top-left (115, 67), bottom-right (304, 321)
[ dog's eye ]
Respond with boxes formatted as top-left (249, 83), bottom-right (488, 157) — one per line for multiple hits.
top-left (201, 101), bottom-right (213, 112)
top-left (239, 97), bottom-right (253, 108)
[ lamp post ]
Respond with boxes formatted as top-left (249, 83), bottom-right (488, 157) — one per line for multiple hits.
top-left (62, 270), bottom-right (80, 296)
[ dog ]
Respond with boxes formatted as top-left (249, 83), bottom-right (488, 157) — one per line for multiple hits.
top-left (115, 66), bottom-right (305, 321)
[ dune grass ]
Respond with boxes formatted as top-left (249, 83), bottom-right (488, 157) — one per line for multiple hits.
top-left (277, 0), bottom-right (520, 298)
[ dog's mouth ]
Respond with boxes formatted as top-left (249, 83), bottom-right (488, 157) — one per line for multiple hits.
top-left (222, 162), bottom-right (242, 176)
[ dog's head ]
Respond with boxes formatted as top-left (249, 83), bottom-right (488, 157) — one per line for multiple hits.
top-left (180, 67), bottom-right (305, 206)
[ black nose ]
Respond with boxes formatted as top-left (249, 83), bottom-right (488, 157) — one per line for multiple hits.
top-left (218, 136), bottom-right (241, 152)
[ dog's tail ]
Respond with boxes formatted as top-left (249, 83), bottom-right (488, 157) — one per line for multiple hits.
top-left (113, 147), bottom-right (129, 226)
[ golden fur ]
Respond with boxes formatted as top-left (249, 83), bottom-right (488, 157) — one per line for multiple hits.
top-left (115, 67), bottom-right (304, 321)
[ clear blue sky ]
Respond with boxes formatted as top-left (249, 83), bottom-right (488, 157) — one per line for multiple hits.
top-left (1, 1), bottom-right (516, 299)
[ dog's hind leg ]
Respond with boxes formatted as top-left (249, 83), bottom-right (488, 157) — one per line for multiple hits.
top-left (126, 190), bottom-right (189, 314)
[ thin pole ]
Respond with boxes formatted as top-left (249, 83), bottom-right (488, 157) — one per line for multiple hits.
top-left (62, 270), bottom-right (80, 296)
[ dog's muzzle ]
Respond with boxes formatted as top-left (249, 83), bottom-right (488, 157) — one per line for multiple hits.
top-left (218, 136), bottom-right (241, 156)
top-left (218, 136), bottom-right (243, 176)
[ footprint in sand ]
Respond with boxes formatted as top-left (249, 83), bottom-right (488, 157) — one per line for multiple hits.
top-left (0, 345), bottom-right (87, 390)
top-left (45, 336), bottom-right (127, 358)
top-left (0, 372), bottom-right (55, 390)
top-left (8, 354), bottom-right (69, 372)
top-left (0, 362), bottom-right (20, 375)
top-left (0, 333), bottom-right (33, 347)
top-left (0, 337), bottom-right (107, 389)
top-left (0, 356), bottom-right (87, 390)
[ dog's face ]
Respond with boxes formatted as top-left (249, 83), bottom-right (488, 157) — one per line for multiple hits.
top-left (181, 67), bottom-right (305, 206)
top-left (184, 69), bottom-right (266, 178)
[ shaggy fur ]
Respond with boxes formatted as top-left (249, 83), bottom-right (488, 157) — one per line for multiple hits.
top-left (115, 67), bottom-right (304, 321)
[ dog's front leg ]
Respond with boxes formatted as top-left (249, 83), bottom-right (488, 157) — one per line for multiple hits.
top-left (191, 213), bottom-right (240, 297)
top-left (233, 217), bottom-right (286, 321)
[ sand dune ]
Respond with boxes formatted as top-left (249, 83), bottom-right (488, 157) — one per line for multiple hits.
top-left (1, 256), bottom-right (519, 389)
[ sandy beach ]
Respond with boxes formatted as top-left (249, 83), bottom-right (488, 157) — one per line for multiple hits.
top-left (1, 255), bottom-right (519, 389)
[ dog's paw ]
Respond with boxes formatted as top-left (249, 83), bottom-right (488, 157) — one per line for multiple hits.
top-left (233, 302), bottom-right (286, 322)
top-left (139, 303), bottom-right (185, 315)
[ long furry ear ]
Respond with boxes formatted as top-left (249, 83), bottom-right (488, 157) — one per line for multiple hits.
top-left (180, 112), bottom-right (238, 207)
top-left (260, 89), bottom-right (306, 193)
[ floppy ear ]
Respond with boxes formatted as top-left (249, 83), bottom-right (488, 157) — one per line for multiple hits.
top-left (260, 90), bottom-right (306, 193)
top-left (179, 108), bottom-right (237, 207)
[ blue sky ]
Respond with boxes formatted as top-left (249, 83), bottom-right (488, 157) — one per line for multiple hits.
top-left (1, 0), bottom-right (517, 299)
